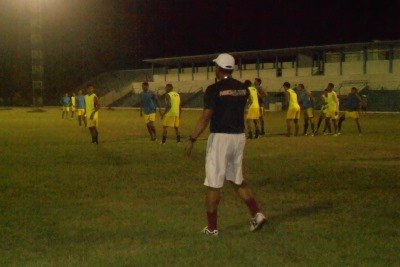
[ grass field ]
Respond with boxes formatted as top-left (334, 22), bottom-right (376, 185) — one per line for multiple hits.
top-left (0, 107), bottom-right (399, 266)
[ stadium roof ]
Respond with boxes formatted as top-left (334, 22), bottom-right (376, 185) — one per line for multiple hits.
top-left (143, 40), bottom-right (400, 66)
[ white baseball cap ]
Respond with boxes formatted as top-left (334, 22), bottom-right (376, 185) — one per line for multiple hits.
top-left (213, 53), bottom-right (235, 70)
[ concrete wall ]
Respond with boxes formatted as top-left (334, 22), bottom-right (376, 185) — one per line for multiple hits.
top-left (367, 61), bottom-right (389, 74)
top-left (343, 62), bottom-right (363, 75)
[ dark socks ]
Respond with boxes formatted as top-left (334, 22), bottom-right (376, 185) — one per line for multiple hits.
top-left (207, 211), bottom-right (217, 231)
top-left (245, 198), bottom-right (260, 217)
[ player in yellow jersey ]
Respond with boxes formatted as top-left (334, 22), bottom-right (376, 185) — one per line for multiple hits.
top-left (84, 84), bottom-right (100, 144)
top-left (323, 83), bottom-right (339, 136)
top-left (254, 78), bottom-right (267, 135)
top-left (161, 84), bottom-right (181, 144)
top-left (70, 92), bottom-right (76, 119)
top-left (314, 89), bottom-right (331, 135)
top-left (244, 80), bottom-right (260, 139)
top-left (283, 82), bottom-right (300, 136)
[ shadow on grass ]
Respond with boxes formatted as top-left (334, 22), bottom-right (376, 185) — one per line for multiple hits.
top-left (224, 201), bottom-right (333, 232)
top-left (267, 201), bottom-right (333, 224)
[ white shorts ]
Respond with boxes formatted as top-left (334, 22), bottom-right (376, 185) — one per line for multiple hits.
top-left (204, 133), bottom-right (246, 188)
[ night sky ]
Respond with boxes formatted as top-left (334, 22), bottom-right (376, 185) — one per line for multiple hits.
top-left (0, 0), bottom-right (399, 101)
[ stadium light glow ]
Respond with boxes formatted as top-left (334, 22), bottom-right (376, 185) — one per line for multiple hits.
top-left (28, 0), bottom-right (44, 107)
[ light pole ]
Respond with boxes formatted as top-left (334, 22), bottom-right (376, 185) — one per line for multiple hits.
top-left (29, 0), bottom-right (44, 107)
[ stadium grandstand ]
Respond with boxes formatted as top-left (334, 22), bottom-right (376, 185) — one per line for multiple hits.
top-left (78, 40), bottom-right (400, 112)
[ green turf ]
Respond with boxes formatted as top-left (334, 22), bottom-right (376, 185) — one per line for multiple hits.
top-left (0, 108), bottom-right (399, 266)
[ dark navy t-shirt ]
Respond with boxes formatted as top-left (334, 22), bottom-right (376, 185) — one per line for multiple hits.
top-left (204, 78), bottom-right (249, 134)
top-left (346, 93), bottom-right (361, 111)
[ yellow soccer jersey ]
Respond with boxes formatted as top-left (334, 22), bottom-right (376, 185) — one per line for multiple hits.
top-left (71, 96), bottom-right (76, 107)
top-left (85, 93), bottom-right (98, 115)
top-left (288, 88), bottom-right (300, 110)
top-left (248, 86), bottom-right (260, 109)
top-left (165, 91), bottom-right (180, 117)
top-left (327, 91), bottom-right (338, 111)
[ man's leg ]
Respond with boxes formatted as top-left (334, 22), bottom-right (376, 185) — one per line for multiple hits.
top-left (303, 114), bottom-right (309, 135)
top-left (323, 118), bottom-right (331, 134)
top-left (233, 182), bottom-right (260, 217)
top-left (232, 181), bottom-right (266, 231)
top-left (338, 115), bottom-right (345, 133)
top-left (88, 126), bottom-right (98, 144)
top-left (146, 122), bottom-right (153, 139)
top-left (315, 115), bottom-right (323, 134)
top-left (174, 127), bottom-right (181, 142)
top-left (286, 119), bottom-right (292, 137)
top-left (355, 118), bottom-right (362, 134)
top-left (253, 120), bottom-right (260, 138)
top-left (310, 117), bottom-right (315, 134)
top-left (78, 115), bottom-right (82, 126)
top-left (332, 118), bottom-right (338, 135)
top-left (246, 119), bottom-right (253, 139)
top-left (259, 109), bottom-right (265, 135)
top-left (162, 126), bottom-right (167, 144)
top-left (294, 119), bottom-right (299, 136)
top-left (205, 188), bottom-right (221, 231)
top-left (149, 121), bottom-right (157, 140)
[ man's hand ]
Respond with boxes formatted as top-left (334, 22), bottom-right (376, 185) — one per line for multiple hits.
top-left (185, 140), bottom-right (194, 158)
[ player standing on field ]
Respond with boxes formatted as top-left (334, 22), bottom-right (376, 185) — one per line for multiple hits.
top-left (84, 84), bottom-right (100, 144)
top-left (297, 84), bottom-right (315, 135)
top-left (338, 87), bottom-right (362, 135)
top-left (283, 82), bottom-right (300, 136)
top-left (244, 80), bottom-right (261, 139)
top-left (254, 78), bottom-right (267, 135)
top-left (161, 84), bottom-right (181, 144)
top-left (70, 92), bottom-right (76, 119)
top-left (323, 83), bottom-right (340, 136)
top-left (185, 53), bottom-right (266, 236)
top-left (140, 82), bottom-right (161, 141)
top-left (61, 93), bottom-right (71, 119)
top-left (76, 89), bottom-right (87, 128)
top-left (314, 89), bottom-right (330, 135)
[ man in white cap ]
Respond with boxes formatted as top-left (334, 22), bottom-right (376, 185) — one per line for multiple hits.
top-left (185, 53), bottom-right (267, 236)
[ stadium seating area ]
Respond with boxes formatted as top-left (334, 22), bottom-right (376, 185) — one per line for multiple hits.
top-left (76, 41), bottom-right (400, 111)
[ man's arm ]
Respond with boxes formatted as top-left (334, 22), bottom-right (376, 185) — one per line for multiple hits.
top-left (163, 94), bottom-right (171, 118)
top-left (153, 93), bottom-right (162, 116)
top-left (357, 95), bottom-right (362, 110)
top-left (90, 96), bottom-right (100, 119)
top-left (184, 109), bottom-right (213, 157)
top-left (257, 87), bottom-right (267, 98)
top-left (284, 91), bottom-right (289, 108)
top-left (333, 92), bottom-right (339, 113)
top-left (306, 89), bottom-right (315, 102)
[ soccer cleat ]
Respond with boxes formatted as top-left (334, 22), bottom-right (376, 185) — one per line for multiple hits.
top-left (202, 226), bottom-right (218, 236)
top-left (250, 212), bottom-right (266, 232)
